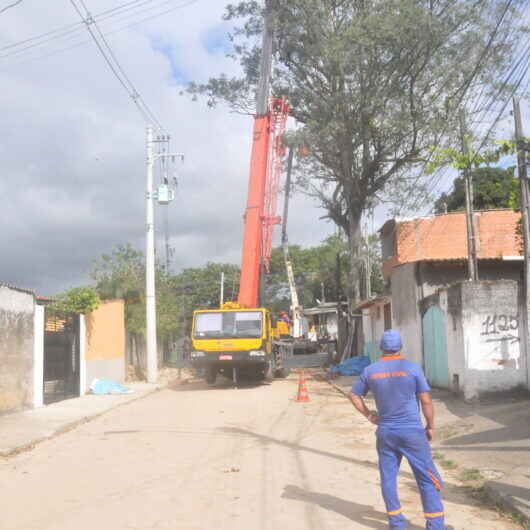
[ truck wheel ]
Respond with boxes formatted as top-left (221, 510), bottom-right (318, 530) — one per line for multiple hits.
top-left (205, 366), bottom-right (217, 385)
top-left (275, 366), bottom-right (290, 379)
top-left (264, 360), bottom-right (274, 383)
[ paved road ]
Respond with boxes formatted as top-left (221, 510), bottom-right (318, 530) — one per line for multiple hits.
top-left (0, 375), bottom-right (520, 530)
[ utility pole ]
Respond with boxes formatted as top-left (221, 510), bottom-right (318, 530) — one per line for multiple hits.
top-left (459, 110), bottom-right (479, 281)
top-left (145, 128), bottom-right (183, 383)
top-left (513, 97), bottom-right (530, 388)
top-left (220, 271), bottom-right (225, 306)
top-left (281, 146), bottom-right (303, 337)
top-left (145, 125), bottom-right (158, 383)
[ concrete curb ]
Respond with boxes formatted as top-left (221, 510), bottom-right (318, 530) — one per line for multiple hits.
top-left (483, 481), bottom-right (530, 528)
top-left (0, 384), bottom-right (165, 459)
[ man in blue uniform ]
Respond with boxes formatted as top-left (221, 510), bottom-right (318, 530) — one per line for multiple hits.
top-left (349, 330), bottom-right (445, 529)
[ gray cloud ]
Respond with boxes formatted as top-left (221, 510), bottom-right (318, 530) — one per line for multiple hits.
top-left (0, 0), bottom-right (333, 296)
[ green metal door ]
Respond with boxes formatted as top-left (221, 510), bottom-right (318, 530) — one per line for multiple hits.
top-left (422, 306), bottom-right (449, 388)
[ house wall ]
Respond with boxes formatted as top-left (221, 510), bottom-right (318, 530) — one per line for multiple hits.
top-left (423, 281), bottom-right (525, 400)
top-left (390, 260), bottom-right (523, 370)
top-left (0, 285), bottom-right (35, 413)
top-left (419, 261), bottom-right (522, 297)
top-left (460, 280), bottom-right (526, 399)
top-left (390, 263), bottom-right (423, 365)
top-left (361, 301), bottom-right (388, 362)
top-left (85, 300), bottom-right (126, 388)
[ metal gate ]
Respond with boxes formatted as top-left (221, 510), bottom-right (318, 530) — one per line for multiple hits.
top-left (43, 308), bottom-right (80, 405)
top-left (422, 306), bottom-right (449, 389)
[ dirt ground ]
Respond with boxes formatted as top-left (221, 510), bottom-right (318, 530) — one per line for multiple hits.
top-left (0, 373), bottom-right (521, 530)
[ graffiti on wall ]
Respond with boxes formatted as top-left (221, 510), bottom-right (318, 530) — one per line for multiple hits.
top-left (473, 314), bottom-right (521, 369)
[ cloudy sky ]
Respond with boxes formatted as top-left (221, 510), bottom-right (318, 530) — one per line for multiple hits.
top-left (1, 1), bottom-right (528, 296)
top-left (0, 0), bottom-right (338, 296)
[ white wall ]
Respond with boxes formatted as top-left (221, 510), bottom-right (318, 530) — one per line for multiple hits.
top-left (391, 263), bottom-right (423, 365)
top-left (460, 281), bottom-right (525, 400)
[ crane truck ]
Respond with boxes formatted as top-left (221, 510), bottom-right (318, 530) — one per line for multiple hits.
top-left (190, 96), bottom-right (290, 385)
top-left (189, 2), bottom-right (302, 385)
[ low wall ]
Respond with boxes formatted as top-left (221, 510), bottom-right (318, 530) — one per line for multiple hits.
top-left (459, 281), bottom-right (526, 399)
top-left (85, 300), bottom-right (125, 389)
top-left (424, 280), bottom-right (526, 400)
top-left (0, 285), bottom-right (35, 413)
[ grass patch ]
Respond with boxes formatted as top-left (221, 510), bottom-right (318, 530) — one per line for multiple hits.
top-left (459, 467), bottom-right (484, 482)
top-left (468, 486), bottom-right (530, 529)
top-left (432, 451), bottom-right (457, 470)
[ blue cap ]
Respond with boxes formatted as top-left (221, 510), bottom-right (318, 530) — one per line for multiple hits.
top-left (380, 329), bottom-right (402, 352)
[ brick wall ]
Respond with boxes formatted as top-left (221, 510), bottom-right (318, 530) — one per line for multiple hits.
top-left (382, 210), bottom-right (522, 279)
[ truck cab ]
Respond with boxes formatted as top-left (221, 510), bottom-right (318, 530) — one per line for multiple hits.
top-left (190, 306), bottom-right (276, 384)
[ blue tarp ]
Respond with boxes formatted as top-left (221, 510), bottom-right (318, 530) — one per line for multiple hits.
top-left (89, 378), bottom-right (134, 395)
top-left (330, 356), bottom-right (370, 376)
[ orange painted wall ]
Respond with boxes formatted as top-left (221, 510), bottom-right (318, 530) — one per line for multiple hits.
top-left (86, 300), bottom-right (125, 361)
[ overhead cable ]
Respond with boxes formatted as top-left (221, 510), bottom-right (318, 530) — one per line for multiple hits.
top-left (0, 0), bottom-right (198, 58)
top-left (0, 0), bottom-right (23, 15)
top-left (69, 0), bottom-right (166, 131)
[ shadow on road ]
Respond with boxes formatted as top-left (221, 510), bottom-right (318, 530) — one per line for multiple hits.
top-left (220, 426), bottom-right (488, 510)
top-left (167, 378), bottom-right (269, 392)
top-left (281, 485), bottom-right (424, 529)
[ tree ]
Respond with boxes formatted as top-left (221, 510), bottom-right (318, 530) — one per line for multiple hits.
top-left (188, 0), bottom-right (525, 306)
top-left (266, 233), bottom-right (383, 312)
top-left (434, 167), bottom-right (519, 214)
top-left (51, 286), bottom-right (101, 314)
top-left (91, 244), bottom-right (146, 334)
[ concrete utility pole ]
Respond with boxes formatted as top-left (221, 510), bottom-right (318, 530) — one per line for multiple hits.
top-left (220, 271), bottom-right (225, 306)
top-left (459, 110), bottom-right (479, 281)
top-left (146, 125), bottom-right (158, 383)
top-left (256, 0), bottom-right (274, 116)
top-left (513, 98), bottom-right (530, 387)
top-left (145, 127), bottom-right (183, 383)
top-left (255, 0), bottom-right (275, 308)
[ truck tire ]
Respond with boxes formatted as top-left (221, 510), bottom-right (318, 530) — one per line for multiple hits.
top-left (205, 366), bottom-right (217, 385)
top-left (264, 360), bottom-right (274, 383)
top-left (275, 366), bottom-right (290, 379)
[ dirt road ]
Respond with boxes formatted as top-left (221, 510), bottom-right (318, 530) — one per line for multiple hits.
top-left (0, 374), bottom-right (519, 530)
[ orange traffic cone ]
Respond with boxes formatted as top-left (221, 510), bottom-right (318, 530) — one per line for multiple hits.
top-left (296, 371), bottom-right (310, 402)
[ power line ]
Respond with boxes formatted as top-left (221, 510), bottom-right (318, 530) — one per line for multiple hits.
top-left (69, 0), bottom-right (166, 132)
top-left (0, 0), bottom-right (23, 15)
top-left (1, 0), bottom-right (199, 68)
top-left (0, 0), bottom-right (198, 58)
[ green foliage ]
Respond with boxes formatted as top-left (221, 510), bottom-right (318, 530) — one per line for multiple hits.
top-left (51, 286), bottom-right (101, 314)
top-left (434, 167), bottom-right (519, 214)
top-left (89, 237), bottom-right (385, 337)
top-left (91, 244), bottom-right (146, 334)
top-left (428, 136), bottom-right (503, 172)
top-left (266, 233), bottom-right (383, 311)
top-left (428, 137), bottom-right (530, 173)
top-left (90, 244), bottom-right (240, 338)
top-left (188, 0), bottom-right (525, 304)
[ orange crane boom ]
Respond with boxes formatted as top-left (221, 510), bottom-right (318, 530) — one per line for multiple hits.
top-left (237, 98), bottom-right (289, 308)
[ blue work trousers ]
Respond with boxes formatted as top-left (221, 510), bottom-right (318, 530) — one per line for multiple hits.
top-left (376, 427), bottom-right (445, 529)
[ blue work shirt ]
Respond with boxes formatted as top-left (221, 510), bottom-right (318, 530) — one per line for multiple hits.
top-left (351, 355), bottom-right (430, 429)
